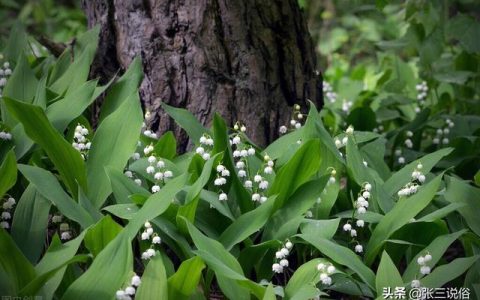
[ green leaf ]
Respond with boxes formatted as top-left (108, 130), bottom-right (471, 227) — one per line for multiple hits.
top-left (421, 256), bottom-right (480, 287)
top-left (263, 178), bottom-right (328, 241)
top-left (300, 234), bottom-right (376, 291)
top-left (19, 254), bottom-right (90, 297)
top-left (403, 230), bottom-right (466, 282)
top-left (18, 164), bottom-right (94, 228)
top-left (154, 131), bottom-right (177, 160)
top-left (0, 228), bottom-right (36, 295)
top-left (84, 215), bottom-right (123, 257)
top-left (300, 218), bottom-right (340, 240)
top-left (365, 174), bottom-right (443, 266)
top-left (106, 167), bottom-right (150, 204)
top-left (11, 185), bottom-right (51, 263)
top-left (220, 196), bottom-right (276, 250)
top-left (285, 258), bottom-right (331, 299)
top-left (5, 98), bottom-right (87, 197)
top-left (162, 103), bottom-right (208, 143)
top-left (2, 53), bottom-right (37, 103)
top-left (87, 92), bottom-right (143, 208)
top-left (99, 57), bottom-right (143, 121)
top-left (376, 251), bottom-right (403, 296)
top-left (62, 234), bottom-right (133, 299)
top-left (269, 139), bottom-right (322, 211)
top-left (444, 176), bottom-right (480, 236)
top-left (3, 22), bottom-right (28, 62)
top-left (0, 150), bottom-right (17, 199)
top-left (167, 256), bottom-right (205, 300)
top-left (446, 15), bottom-right (480, 53)
top-left (49, 28), bottom-right (98, 94)
top-left (136, 252), bottom-right (168, 300)
top-left (383, 148), bottom-right (452, 196)
top-left (46, 80), bottom-right (98, 131)
top-left (186, 221), bottom-right (265, 299)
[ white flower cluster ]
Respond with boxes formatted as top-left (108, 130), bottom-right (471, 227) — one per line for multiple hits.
top-left (0, 129), bottom-right (12, 141)
top-left (398, 163), bottom-right (425, 197)
top-left (342, 100), bottom-right (353, 113)
top-left (395, 149), bottom-right (405, 165)
top-left (215, 164), bottom-right (230, 201)
top-left (0, 55), bottom-right (12, 97)
top-left (415, 81), bottom-right (428, 112)
top-left (141, 111), bottom-right (158, 139)
top-left (59, 222), bottom-right (72, 240)
top-left (279, 104), bottom-right (303, 134)
top-left (52, 214), bottom-right (63, 224)
top-left (116, 274), bottom-right (142, 300)
top-left (372, 124), bottom-right (384, 133)
top-left (0, 197), bottom-right (16, 229)
top-left (272, 240), bottom-right (293, 274)
top-left (417, 252), bottom-right (433, 275)
top-left (328, 169), bottom-right (337, 185)
top-left (355, 182), bottom-right (371, 215)
top-left (140, 221), bottom-right (161, 260)
top-left (196, 134), bottom-right (214, 160)
top-left (145, 155), bottom-right (172, 193)
top-left (432, 119), bottom-right (454, 145)
top-left (323, 81), bottom-right (337, 103)
top-left (72, 124), bottom-right (91, 160)
top-left (334, 125), bottom-right (354, 149)
top-left (404, 130), bottom-right (413, 149)
top-left (316, 262), bottom-right (336, 285)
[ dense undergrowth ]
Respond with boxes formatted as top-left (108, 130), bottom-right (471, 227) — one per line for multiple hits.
top-left (0, 1), bottom-right (479, 299)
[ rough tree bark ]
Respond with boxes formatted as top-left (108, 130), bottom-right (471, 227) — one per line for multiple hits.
top-left (82, 0), bottom-right (323, 149)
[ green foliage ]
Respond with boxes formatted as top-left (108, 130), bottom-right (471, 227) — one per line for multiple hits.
top-left (0, 1), bottom-right (479, 299)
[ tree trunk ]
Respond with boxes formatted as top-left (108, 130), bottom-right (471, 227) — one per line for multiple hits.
top-left (82, 0), bottom-right (323, 149)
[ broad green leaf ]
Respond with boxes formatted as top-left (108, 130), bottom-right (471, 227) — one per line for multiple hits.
top-left (162, 103), bottom-right (208, 142)
top-left (84, 215), bottom-right (123, 257)
top-left (49, 27), bottom-right (98, 94)
top-left (46, 80), bottom-right (98, 131)
top-left (220, 196), bottom-right (276, 250)
top-left (19, 254), bottom-right (90, 297)
top-left (167, 256), bottom-right (205, 300)
top-left (300, 218), bottom-right (340, 239)
top-left (376, 251), bottom-right (403, 296)
top-left (3, 22), bottom-right (28, 62)
top-left (106, 167), bottom-right (150, 204)
top-left (62, 234), bottom-right (133, 299)
top-left (262, 284), bottom-right (276, 300)
top-left (365, 174), bottom-right (443, 266)
top-left (264, 127), bottom-right (304, 160)
top-left (185, 154), bottom-right (220, 204)
top-left (18, 164), bottom-right (94, 228)
top-left (123, 173), bottom-right (189, 239)
top-left (285, 258), bottom-right (331, 299)
top-left (186, 221), bottom-right (265, 299)
top-left (2, 53), bottom-right (37, 103)
top-left (103, 204), bottom-right (139, 220)
top-left (0, 150), bottom-right (16, 199)
top-left (300, 234), bottom-right (376, 291)
top-left (36, 232), bottom-right (87, 299)
top-left (446, 15), bottom-right (480, 53)
top-left (136, 252), bottom-right (168, 300)
top-left (99, 57), bottom-right (143, 121)
top-left (416, 203), bottom-right (465, 222)
top-left (403, 230), bottom-right (466, 281)
top-left (0, 228), bottom-right (36, 295)
top-left (421, 256), bottom-right (479, 287)
top-left (263, 177), bottom-right (328, 241)
top-left (383, 148), bottom-right (452, 196)
top-left (11, 185), bottom-right (51, 263)
top-left (154, 131), bottom-right (177, 160)
top-left (87, 92), bottom-right (143, 208)
top-left (315, 179), bottom-right (340, 218)
top-left (5, 98), bottom-right (87, 197)
top-left (269, 139), bottom-right (322, 211)
top-left (444, 176), bottom-right (480, 236)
